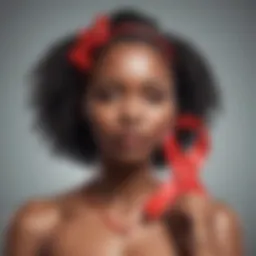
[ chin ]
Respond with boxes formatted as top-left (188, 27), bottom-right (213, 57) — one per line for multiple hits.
top-left (113, 151), bottom-right (149, 165)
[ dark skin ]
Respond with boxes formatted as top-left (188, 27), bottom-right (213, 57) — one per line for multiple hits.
top-left (4, 42), bottom-right (243, 256)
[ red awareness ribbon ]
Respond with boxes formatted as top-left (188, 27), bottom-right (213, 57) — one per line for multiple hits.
top-left (144, 114), bottom-right (210, 219)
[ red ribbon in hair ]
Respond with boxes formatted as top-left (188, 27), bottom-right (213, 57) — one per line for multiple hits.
top-left (69, 15), bottom-right (173, 71)
top-left (144, 114), bottom-right (210, 219)
top-left (69, 15), bottom-right (111, 71)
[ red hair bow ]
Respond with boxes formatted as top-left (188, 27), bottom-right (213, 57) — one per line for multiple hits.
top-left (69, 15), bottom-right (111, 71)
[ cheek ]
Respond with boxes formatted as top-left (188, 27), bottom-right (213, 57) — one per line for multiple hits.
top-left (147, 102), bottom-right (176, 142)
top-left (87, 104), bottom-right (118, 138)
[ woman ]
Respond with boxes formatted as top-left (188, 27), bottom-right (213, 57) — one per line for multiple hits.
top-left (4, 9), bottom-right (243, 255)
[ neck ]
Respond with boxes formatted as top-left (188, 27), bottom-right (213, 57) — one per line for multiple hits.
top-left (88, 158), bottom-right (159, 208)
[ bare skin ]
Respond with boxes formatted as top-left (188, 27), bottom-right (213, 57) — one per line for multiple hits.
top-left (4, 42), bottom-right (243, 255)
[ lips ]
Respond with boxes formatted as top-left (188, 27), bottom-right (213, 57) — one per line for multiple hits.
top-left (115, 132), bottom-right (148, 150)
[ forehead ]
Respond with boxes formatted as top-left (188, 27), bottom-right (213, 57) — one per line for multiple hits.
top-left (93, 42), bottom-right (171, 82)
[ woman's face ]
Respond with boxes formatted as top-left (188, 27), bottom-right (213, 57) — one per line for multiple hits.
top-left (85, 42), bottom-right (176, 164)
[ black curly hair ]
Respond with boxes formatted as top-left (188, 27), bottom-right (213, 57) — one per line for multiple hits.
top-left (29, 8), bottom-right (221, 166)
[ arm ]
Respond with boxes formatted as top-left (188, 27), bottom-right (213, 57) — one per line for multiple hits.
top-left (4, 200), bottom-right (60, 256)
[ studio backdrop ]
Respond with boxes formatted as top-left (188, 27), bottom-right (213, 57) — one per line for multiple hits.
top-left (0, 0), bottom-right (255, 255)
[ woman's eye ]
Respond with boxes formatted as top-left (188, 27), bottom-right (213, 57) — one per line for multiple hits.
top-left (146, 92), bottom-right (165, 103)
top-left (93, 89), bottom-right (120, 102)
top-left (142, 81), bottom-right (171, 104)
top-left (144, 88), bottom-right (168, 104)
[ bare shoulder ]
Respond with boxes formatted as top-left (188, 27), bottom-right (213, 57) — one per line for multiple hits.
top-left (8, 185), bottom-right (85, 233)
top-left (7, 197), bottom-right (62, 239)
top-left (4, 197), bottom-right (64, 255)
top-left (3, 188), bottom-right (90, 255)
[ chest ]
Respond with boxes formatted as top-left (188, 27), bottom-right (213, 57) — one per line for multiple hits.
top-left (47, 214), bottom-right (176, 256)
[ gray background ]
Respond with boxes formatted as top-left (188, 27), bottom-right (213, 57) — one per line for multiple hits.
top-left (0, 0), bottom-right (255, 255)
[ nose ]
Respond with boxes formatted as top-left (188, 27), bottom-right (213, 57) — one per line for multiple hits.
top-left (119, 98), bottom-right (144, 127)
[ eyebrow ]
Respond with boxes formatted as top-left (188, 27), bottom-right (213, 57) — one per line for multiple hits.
top-left (92, 73), bottom-right (172, 91)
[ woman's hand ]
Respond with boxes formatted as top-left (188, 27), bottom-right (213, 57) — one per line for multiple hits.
top-left (165, 194), bottom-right (243, 256)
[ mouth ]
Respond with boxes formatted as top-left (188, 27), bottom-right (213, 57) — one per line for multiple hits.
top-left (114, 132), bottom-right (149, 151)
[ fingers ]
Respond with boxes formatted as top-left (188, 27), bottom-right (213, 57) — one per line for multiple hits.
top-left (211, 202), bottom-right (243, 256)
top-left (172, 194), bottom-right (216, 256)
top-left (165, 194), bottom-right (242, 256)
